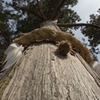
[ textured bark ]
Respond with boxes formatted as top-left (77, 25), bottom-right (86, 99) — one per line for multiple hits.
top-left (1, 21), bottom-right (100, 100)
top-left (1, 42), bottom-right (100, 100)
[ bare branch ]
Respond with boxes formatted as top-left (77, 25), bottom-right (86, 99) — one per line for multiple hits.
top-left (50, 0), bottom-right (60, 19)
top-left (36, 0), bottom-right (47, 20)
top-left (51, 0), bottom-right (66, 20)
top-left (20, 7), bottom-right (43, 21)
top-left (47, 0), bottom-right (53, 19)
top-left (1, 30), bottom-right (11, 43)
top-left (57, 23), bottom-right (100, 29)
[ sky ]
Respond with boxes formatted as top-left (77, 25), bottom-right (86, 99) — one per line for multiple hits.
top-left (73, 0), bottom-right (100, 22)
top-left (4, 0), bottom-right (100, 63)
top-left (72, 0), bottom-right (100, 63)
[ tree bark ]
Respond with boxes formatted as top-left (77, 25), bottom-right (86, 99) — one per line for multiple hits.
top-left (1, 21), bottom-right (100, 100)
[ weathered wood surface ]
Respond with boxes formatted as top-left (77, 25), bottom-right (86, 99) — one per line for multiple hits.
top-left (1, 42), bottom-right (100, 100)
top-left (76, 53), bottom-right (100, 87)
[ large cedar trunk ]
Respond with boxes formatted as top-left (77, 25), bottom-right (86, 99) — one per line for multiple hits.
top-left (0, 21), bottom-right (100, 100)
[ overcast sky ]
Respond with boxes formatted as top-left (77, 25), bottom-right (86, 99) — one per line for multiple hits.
top-left (73, 0), bottom-right (100, 22)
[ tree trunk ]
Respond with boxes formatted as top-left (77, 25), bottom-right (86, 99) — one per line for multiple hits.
top-left (1, 21), bottom-right (100, 100)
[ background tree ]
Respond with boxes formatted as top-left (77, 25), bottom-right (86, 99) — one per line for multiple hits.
top-left (81, 9), bottom-right (100, 55)
top-left (0, 0), bottom-right (11, 63)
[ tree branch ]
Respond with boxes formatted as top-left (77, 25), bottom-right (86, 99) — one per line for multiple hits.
top-left (50, 0), bottom-right (66, 20)
top-left (0, 30), bottom-right (11, 43)
top-left (20, 7), bottom-right (43, 21)
top-left (47, 0), bottom-right (53, 19)
top-left (57, 23), bottom-right (100, 29)
top-left (50, 0), bottom-right (60, 20)
top-left (36, 0), bottom-right (47, 20)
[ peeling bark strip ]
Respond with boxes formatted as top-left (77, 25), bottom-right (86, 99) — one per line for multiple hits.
top-left (1, 43), bottom-right (100, 100)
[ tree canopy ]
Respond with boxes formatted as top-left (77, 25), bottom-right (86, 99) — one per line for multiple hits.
top-left (0, 0), bottom-right (100, 62)
top-left (6, 0), bottom-right (81, 32)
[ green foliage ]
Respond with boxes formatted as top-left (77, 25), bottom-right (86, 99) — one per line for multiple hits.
top-left (5, 0), bottom-right (81, 34)
top-left (92, 54), bottom-right (98, 61)
top-left (16, 14), bottom-right (41, 33)
top-left (81, 11), bottom-right (100, 54)
top-left (0, 0), bottom-right (11, 62)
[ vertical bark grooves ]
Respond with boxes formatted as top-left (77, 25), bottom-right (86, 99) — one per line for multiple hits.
top-left (1, 42), bottom-right (100, 100)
